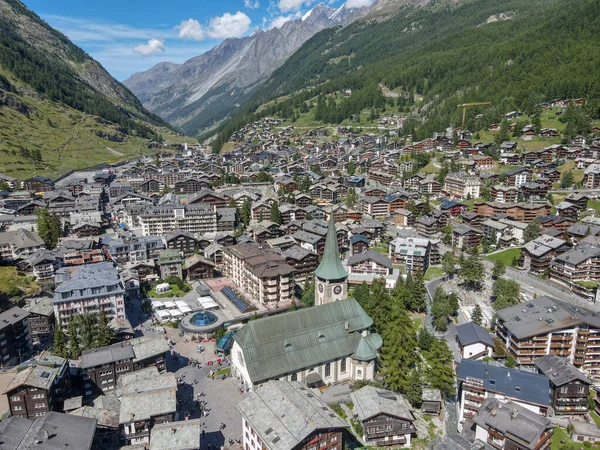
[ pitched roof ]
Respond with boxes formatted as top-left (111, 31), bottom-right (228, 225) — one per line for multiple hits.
top-left (350, 385), bottom-right (414, 422)
top-left (236, 381), bottom-right (346, 450)
top-left (533, 354), bottom-right (591, 387)
top-left (455, 322), bottom-right (495, 347)
top-left (347, 250), bottom-right (392, 269)
top-left (234, 298), bottom-right (379, 384)
top-left (315, 212), bottom-right (347, 281)
top-left (458, 360), bottom-right (550, 406)
top-left (474, 399), bottom-right (553, 450)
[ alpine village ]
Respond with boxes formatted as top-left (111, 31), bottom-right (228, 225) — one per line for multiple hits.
top-left (0, 0), bottom-right (600, 449)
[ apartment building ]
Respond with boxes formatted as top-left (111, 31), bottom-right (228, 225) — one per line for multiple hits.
top-left (452, 224), bottom-right (482, 249)
top-left (237, 381), bottom-right (346, 450)
top-left (53, 262), bottom-right (126, 330)
top-left (520, 235), bottom-right (569, 274)
top-left (5, 353), bottom-right (69, 419)
top-left (0, 307), bottom-right (31, 368)
top-left (101, 235), bottom-right (164, 265)
top-left (0, 229), bottom-right (45, 259)
top-left (138, 204), bottom-right (218, 236)
top-left (496, 295), bottom-right (600, 380)
top-left (222, 242), bottom-right (295, 306)
top-left (457, 359), bottom-right (550, 431)
top-left (583, 164), bottom-right (600, 189)
top-left (444, 172), bottom-right (481, 199)
top-left (80, 335), bottom-right (170, 396)
top-left (550, 236), bottom-right (600, 301)
top-left (388, 235), bottom-right (437, 273)
top-left (474, 201), bottom-right (551, 223)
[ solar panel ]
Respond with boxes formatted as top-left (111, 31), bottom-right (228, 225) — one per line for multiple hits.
top-left (221, 286), bottom-right (250, 313)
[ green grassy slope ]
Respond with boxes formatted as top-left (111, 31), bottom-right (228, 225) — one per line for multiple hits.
top-left (208, 0), bottom-right (600, 150)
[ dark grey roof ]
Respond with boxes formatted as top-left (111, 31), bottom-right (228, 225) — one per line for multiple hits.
top-left (533, 354), bottom-right (591, 387)
top-left (457, 359), bottom-right (550, 407)
top-left (455, 322), bottom-right (495, 347)
top-left (0, 307), bottom-right (29, 331)
top-left (2, 412), bottom-right (97, 450)
top-left (474, 399), bottom-right (553, 450)
top-left (347, 250), bottom-right (393, 269)
top-left (497, 295), bottom-right (600, 339)
top-left (237, 381), bottom-right (346, 450)
top-left (81, 342), bottom-right (135, 368)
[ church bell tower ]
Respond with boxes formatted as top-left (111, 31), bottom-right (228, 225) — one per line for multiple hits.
top-left (314, 211), bottom-right (348, 306)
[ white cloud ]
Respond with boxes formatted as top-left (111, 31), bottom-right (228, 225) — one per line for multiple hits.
top-left (133, 39), bottom-right (165, 56)
top-left (278, 0), bottom-right (314, 12)
top-left (266, 11), bottom-right (303, 29)
top-left (346, 0), bottom-right (373, 8)
top-left (177, 18), bottom-right (205, 41)
top-left (244, 0), bottom-right (260, 8)
top-left (207, 12), bottom-right (252, 39)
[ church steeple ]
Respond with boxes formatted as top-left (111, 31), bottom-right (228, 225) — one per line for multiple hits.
top-left (314, 211), bottom-right (348, 305)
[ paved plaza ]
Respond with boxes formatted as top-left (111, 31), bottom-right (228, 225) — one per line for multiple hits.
top-left (127, 296), bottom-right (246, 450)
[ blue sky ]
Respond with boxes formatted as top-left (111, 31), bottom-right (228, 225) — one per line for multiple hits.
top-left (22, 0), bottom-right (373, 81)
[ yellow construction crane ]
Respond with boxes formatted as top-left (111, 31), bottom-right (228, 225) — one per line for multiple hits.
top-left (458, 101), bottom-right (492, 129)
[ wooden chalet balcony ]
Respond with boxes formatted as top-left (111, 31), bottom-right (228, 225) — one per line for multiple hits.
top-left (376, 438), bottom-right (407, 447)
top-left (465, 393), bottom-right (484, 403)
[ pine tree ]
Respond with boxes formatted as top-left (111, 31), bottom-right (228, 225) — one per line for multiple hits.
top-left (379, 305), bottom-right (417, 393)
top-left (406, 271), bottom-right (427, 312)
top-left (270, 202), bottom-right (282, 225)
top-left (240, 198), bottom-right (251, 226)
top-left (53, 321), bottom-right (67, 358)
top-left (97, 309), bottom-right (115, 347)
top-left (471, 304), bottom-right (484, 325)
top-left (442, 252), bottom-right (456, 279)
top-left (406, 369), bottom-right (423, 408)
top-left (36, 208), bottom-right (62, 249)
top-left (418, 328), bottom-right (434, 351)
top-left (492, 260), bottom-right (506, 279)
top-left (68, 319), bottom-right (81, 359)
top-left (426, 339), bottom-right (455, 398)
top-left (301, 276), bottom-right (315, 308)
top-left (524, 221), bottom-right (543, 243)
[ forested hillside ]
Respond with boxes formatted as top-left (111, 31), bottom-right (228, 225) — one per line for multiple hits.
top-left (207, 0), bottom-right (600, 151)
top-left (0, 0), bottom-right (178, 178)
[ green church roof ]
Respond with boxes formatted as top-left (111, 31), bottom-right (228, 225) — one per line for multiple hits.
top-left (234, 298), bottom-right (379, 384)
top-left (315, 212), bottom-right (348, 281)
top-left (352, 336), bottom-right (378, 362)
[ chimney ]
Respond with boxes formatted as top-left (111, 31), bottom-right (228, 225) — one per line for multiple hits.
top-left (344, 321), bottom-right (349, 330)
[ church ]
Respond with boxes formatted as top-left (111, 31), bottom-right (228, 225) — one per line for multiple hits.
top-left (230, 213), bottom-right (382, 390)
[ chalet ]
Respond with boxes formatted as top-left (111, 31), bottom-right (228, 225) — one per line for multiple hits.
top-left (173, 177), bottom-right (211, 194)
top-left (534, 354), bottom-right (592, 416)
top-left (163, 230), bottom-right (198, 257)
top-left (281, 245), bottom-right (318, 280)
top-left (23, 176), bottom-right (54, 193)
top-left (350, 386), bottom-right (416, 448)
top-left (461, 211), bottom-right (484, 227)
top-left (472, 399), bottom-right (554, 450)
top-left (505, 167), bottom-right (533, 187)
top-left (184, 254), bottom-right (216, 281)
top-left (251, 202), bottom-right (272, 221)
top-left (188, 190), bottom-right (228, 208)
top-left (347, 250), bottom-right (393, 281)
top-left (393, 209), bottom-right (414, 227)
top-left (555, 201), bottom-right (581, 221)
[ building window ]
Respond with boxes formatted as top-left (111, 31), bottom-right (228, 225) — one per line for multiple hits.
top-left (291, 373), bottom-right (297, 381)
top-left (357, 369), bottom-right (362, 377)
top-left (325, 363), bottom-right (331, 378)
top-left (340, 359), bottom-right (347, 373)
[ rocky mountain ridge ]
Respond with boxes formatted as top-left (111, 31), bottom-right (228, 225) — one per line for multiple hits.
top-left (123, 2), bottom-right (371, 136)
